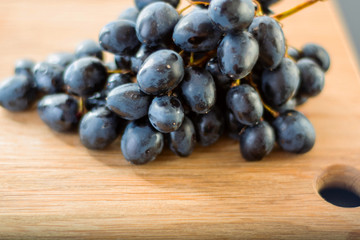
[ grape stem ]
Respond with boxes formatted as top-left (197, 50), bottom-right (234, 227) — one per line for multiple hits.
top-left (107, 69), bottom-right (130, 74)
top-left (79, 97), bottom-right (86, 116)
top-left (273, 0), bottom-right (325, 21)
top-left (252, 0), bottom-right (263, 16)
top-left (178, 0), bottom-right (210, 14)
top-left (188, 49), bottom-right (216, 67)
top-left (190, 52), bottom-right (195, 65)
top-left (231, 79), bottom-right (241, 88)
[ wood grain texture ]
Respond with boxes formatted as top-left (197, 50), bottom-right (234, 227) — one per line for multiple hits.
top-left (0, 1), bottom-right (360, 239)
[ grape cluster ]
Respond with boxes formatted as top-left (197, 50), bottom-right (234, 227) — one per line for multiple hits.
top-left (0, 0), bottom-right (330, 164)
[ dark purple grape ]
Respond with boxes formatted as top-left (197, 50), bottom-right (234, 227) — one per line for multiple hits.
top-left (272, 110), bottom-right (315, 154)
top-left (226, 84), bottom-right (263, 126)
top-left (148, 95), bottom-right (184, 133)
top-left (209, 0), bottom-right (255, 32)
top-left (137, 50), bottom-right (184, 95)
top-left (118, 7), bottom-right (139, 22)
top-left (64, 57), bottom-right (108, 97)
top-left (99, 20), bottom-right (140, 55)
top-left (37, 94), bottom-right (78, 132)
top-left (240, 120), bottom-right (275, 161)
top-left (217, 31), bottom-right (259, 79)
top-left (121, 118), bottom-right (164, 165)
top-left (75, 39), bottom-right (103, 60)
top-left (249, 16), bottom-right (285, 70)
top-left (193, 106), bottom-right (225, 146)
top-left (134, 0), bottom-right (180, 10)
top-left (297, 58), bottom-right (325, 97)
top-left (46, 52), bottom-right (75, 68)
top-left (206, 57), bottom-right (233, 90)
top-left (301, 43), bottom-right (330, 72)
top-left (33, 62), bottom-right (65, 94)
top-left (0, 75), bottom-right (37, 112)
top-left (261, 57), bottom-right (300, 107)
top-left (168, 117), bottom-right (196, 157)
top-left (180, 67), bottom-right (216, 114)
top-left (107, 83), bottom-right (151, 120)
top-left (172, 9), bottom-right (222, 52)
top-left (136, 2), bottom-right (179, 46)
top-left (79, 107), bottom-right (121, 150)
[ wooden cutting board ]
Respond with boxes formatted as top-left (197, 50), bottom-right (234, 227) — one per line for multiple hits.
top-left (1, 1), bottom-right (360, 239)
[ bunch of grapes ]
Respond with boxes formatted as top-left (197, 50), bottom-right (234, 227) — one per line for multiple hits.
top-left (0, 0), bottom-right (330, 165)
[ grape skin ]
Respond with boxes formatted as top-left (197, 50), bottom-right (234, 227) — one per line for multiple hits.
top-left (121, 119), bottom-right (164, 165)
top-left (137, 50), bottom-right (184, 96)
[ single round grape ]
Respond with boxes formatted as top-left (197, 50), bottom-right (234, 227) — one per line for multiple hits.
top-left (137, 50), bottom-right (184, 95)
top-left (297, 58), bottom-right (325, 97)
top-left (180, 67), bottom-right (216, 114)
top-left (107, 83), bottom-right (151, 120)
top-left (118, 7), bottom-right (139, 22)
top-left (99, 20), bottom-right (140, 55)
top-left (249, 16), bottom-right (285, 70)
top-left (105, 73), bottom-right (132, 94)
top-left (136, 2), bottom-right (179, 46)
top-left (217, 31), bottom-right (259, 79)
top-left (135, 0), bottom-right (180, 10)
top-left (193, 106), bottom-right (225, 146)
top-left (225, 109), bottom-right (244, 140)
top-left (209, 0), bottom-right (255, 32)
top-left (75, 39), bottom-right (103, 60)
top-left (46, 52), bottom-right (75, 68)
top-left (172, 9), bottom-right (222, 52)
top-left (79, 107), bottom-right (121, 150)
top-left (37, 94), bottom-right (78, 132)
top-left (64, 57), bottom-right (108, 97)
top-left (168, 117), bottom-right (196, 157)
top-left (301, 43), bottom-right (330, 72)
top-left (261, 57), bottom-right (300, 107)
top-left (0, 75), bottom-right (37, 112)
top-left (121, 118), bottom-right (164, 165)
top-left (206, 58), bottom-right (233, 90)
top-left (33, 62), bottom-right (65, 94)
top-left (148, 95), bottom-right (184, 133)
top-left (272, 110), bottom-right (315, 154)
top-left (15, 59), bottom-right (35, 78)
top-left (240, 120), bottom-right (275, 161)
top-left (226, 84), bottom-right (263, 126)
top-left (287, 46), bottom-right (301, 61)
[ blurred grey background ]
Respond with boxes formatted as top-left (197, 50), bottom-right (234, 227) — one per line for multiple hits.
top-left (334, 0), bottom-right (360, 66)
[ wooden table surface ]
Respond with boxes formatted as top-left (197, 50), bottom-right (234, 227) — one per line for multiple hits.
top-left (1, 1), bottom-right (360, 239)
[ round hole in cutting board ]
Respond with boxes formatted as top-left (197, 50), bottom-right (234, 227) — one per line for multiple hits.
top-left (316, 165), bottom-right (360, 208)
